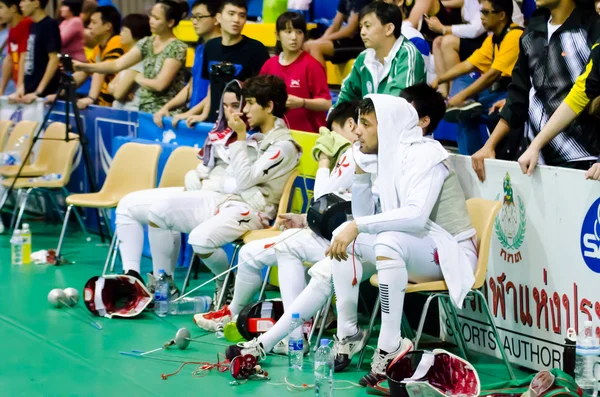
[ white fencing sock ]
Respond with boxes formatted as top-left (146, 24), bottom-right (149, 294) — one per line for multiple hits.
top-left (200, 248), bottom-right (230, 280)
top-left (229, 249), bottom-right (264, 316)
top-left (376, 259), bottom-right (408, 353)
top-left (148, 226), bottom-right (181, 276)
top-left (276, 251), bottom-right (308, 310)
top-left (258, 278), bottom-right (332, 352)
top-left (117, 223), bottom-right (144, 273)
top-left (332, 256), bottom-right (363, 339)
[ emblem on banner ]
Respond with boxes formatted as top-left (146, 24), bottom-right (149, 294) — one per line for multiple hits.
top-left (494, 173), bottom-right (526, 263)
top-left (580, 197), bottom-right (600, 273)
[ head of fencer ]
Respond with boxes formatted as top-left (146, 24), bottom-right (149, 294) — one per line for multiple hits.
top-left (356, 98), bottom-right (379, 154)
top-left (326, 100), bottom-right (359, 143)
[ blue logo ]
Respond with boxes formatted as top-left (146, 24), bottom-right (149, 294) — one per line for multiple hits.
top-left (580, 197), bottom-right (600, 273)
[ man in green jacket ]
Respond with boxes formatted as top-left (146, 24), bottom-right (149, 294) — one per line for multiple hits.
top-left (337, 1), bottom-right (426, 105)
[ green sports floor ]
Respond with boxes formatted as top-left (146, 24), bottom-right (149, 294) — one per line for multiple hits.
top-left (0, 220), bottom-right (532, 396)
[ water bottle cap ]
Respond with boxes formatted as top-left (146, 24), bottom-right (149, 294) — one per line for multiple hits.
top-left (320, 339), bottom-right (329, 346)
top-left (159, 269), bottom-right (165, 275)
top-left (292, 313), bottom-right (300, 319)
top-left (23, 223), bottom-right (29, 229)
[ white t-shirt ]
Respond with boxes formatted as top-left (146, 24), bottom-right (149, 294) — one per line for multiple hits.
top-left (547, 19), bottom-right (562, 42)
top-left (111, 61), bottom-right (144, 111)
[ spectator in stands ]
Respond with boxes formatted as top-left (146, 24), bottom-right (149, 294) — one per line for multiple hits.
top-left (518, 44), bottom-right (600, 178)
top-left (115, 81), bottom-right (245, 290)
top-left (336, 2), bottom-right (426, 106)
top-left (74, 1), bottom-right (189, 114)
top-left (260, 12), bottom-right (331, 133)
top-left (107, 14), bottom-right (150, 111)
top-left (471, 0), bottom-right (600, 182)
top-left (0, 0), bottom-right (31, 96)
top-left (200, 0), bottom-right (270, 123)
top-left (59, 0), bottom-right (86, 62)
top-left (596, 0), bottom-right (600, 13)
top-left (431, 0), bottom-right (523, 155)
top-left (81, 0), bottom-right (97, 49)
top-left (429, 0), bottom-right (524, 98)
top-left (58, 5), bottom-right (122, 109)
top-left (154, 0), bottom-right (221, 128)
top-left (10, 0), bottom-right (61, 104)
top-left (304, 0), bottom-right (371, 67)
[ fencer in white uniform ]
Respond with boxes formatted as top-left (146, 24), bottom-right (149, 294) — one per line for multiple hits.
top-left (326, 85), bottom-right (478, 387)
top-left (115, 81), bottom-right (246, 288)
top-left (146, 75), bottom-right (301, 301)
top-left (195, 101), bottom-right (361, 334)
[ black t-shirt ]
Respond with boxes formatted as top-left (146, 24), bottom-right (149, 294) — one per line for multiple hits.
top-left (337, 0), bottom-right (371, 17)
top-left (24, 16), bottom-right (61, 95)
top-left (201, 36), bottom-right (270, 123)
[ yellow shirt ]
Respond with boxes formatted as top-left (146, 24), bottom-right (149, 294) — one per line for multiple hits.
top-left (88, 35), bottom-right (124, 107)
top-left (467, 24), bottom-right (523, 77)
top-left (564, 43), bottom-right (600, 114)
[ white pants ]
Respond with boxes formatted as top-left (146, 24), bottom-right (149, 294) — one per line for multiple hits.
top-left (230, 228), bottom-right (330, 316)
top-left (372, 230), bottom-right (478, 353)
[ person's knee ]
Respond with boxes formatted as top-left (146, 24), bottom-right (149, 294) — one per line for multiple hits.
top-left (274, 228), bottom-right (307, 255)
top-left (432, 36), bottom-right (443, 53)
top-left (147, 201), bottom-right (170, 230)
top-left (442, 34), bottom-right (460, 51)
top-left (189, 229), bottom-right (218, 256)
top-left (115, 193), bottom-right (138, 225)
top-left (238, 243), bottom-right (265, 270)
top-left (374, 232), bottom-right (409, 265)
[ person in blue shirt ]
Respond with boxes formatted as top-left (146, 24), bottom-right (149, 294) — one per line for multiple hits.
top-left (154, 0), bottom-right (221, 128)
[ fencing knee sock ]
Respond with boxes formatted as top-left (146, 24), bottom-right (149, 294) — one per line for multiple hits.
top-left (276, 252), bottom-right (308, 310)
top-left (148, 226), bottom-right (180, 276)
top-left (332, 257), bottom-right (363, 340)
top-left (201, 248), bottom-right (229, 280)
top-left (376, 259), bottom-right (408, 353)
top-left (229, 251), bottom-right (264, 317)
top-left (258, 278), bottom-right (332, 352)
top-left (117, 223), bottom-right (144, 273)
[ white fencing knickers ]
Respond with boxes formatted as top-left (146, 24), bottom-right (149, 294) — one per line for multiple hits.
top-left (229, 228), bottom-right (330, 316)
top-left (115, 187), bottom-right (185, 276)
top-left (148, 190), bottom-right (264, 280)
top-left (373, 230), bottom-right (478, 353)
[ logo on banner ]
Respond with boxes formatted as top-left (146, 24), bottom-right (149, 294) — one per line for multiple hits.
top-left (580, 197), bottom-right (600, 273)
top-left (494, 173), bottom-right (526, 263)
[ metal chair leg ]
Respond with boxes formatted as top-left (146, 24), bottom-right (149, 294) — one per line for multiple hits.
top-left (13, 187), bottom-right (33, 231)
top-left (109, 238), bottom-right (120, 273)
top-left (308, 308), bottom-right (321, 346)
top-left (216, 243), bottom-right (241, 309)
top-left (440, 296), bottom-right (469, 360)
top-left (357, 295), bottom-right (380, 369)
top-left (61, 188), bottom-right (87, 235)
top-left (56, 205), bottom-right (73, 258)
top-left (314, 293), bottom-right (333, 352)
top-left (9, 189), bottom-right (23, 231)
top-left (257, 266), bottom-right (272, 301)
top-left (401, 313), bottom-right (415, 341)
top-left (474, 289), bottom-right (516, 379)
top-left (102, 232), bottom-right (117, 276)
top-left (413, 293), bottom-right (442, 350)
top-left (181, 253), bottom-right (196, 295)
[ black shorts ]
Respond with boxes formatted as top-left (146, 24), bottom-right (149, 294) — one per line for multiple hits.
top-left (328, 35), bottom-right (365, 64)
top-left (459, 35), bottom-right (487, 61)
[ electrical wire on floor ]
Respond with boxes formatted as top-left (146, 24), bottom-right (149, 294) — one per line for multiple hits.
top-left (267, 377), bottom-right (362, 392)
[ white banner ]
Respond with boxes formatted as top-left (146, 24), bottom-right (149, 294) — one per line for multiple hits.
top-left (0, 97), bottom-right (45, 125)
top-left (441, 155), bottom-right (600, 371)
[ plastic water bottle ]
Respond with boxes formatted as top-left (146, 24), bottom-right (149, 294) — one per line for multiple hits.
top-left (29, 174), bottom-right (61, 183)
top-left (154, 269), bottom-right (169, 317)
top-left (314, 339), bottom-right (334, 397)
top-left (168, 296), bottom-right (212, 315)
top-left (575, 320), bottom-right (600, 393)
top-left (10, 229), bottom-right (24, 265)
top-left (288, 313), bottom-right (304, 370)
top-left (21, 223), bottom-right (31, 264)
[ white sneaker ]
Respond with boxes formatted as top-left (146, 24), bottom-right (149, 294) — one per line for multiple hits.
top-left (272, 336), bottom-right (310, 355)
top-left (332, 328), bottom-right (369, 372)
top-left (359, 338), bottom-right (414, 387)
top-left (225, 338), bottom-right (267, 361)
top-left (193, 305), bottom-right (233, 332)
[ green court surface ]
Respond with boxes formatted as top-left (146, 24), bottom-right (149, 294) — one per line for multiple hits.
top-left (0, 221), bottom-right (532, 396)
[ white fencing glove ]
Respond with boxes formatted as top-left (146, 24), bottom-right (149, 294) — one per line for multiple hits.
top-left (196, 163), bottom-right (211, 180)
top-left (184, 169), bottom-right (203, 191)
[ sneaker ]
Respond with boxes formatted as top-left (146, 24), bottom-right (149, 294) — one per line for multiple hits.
top-left (332, 328), bottom-right (369, 372)
top-left (359, 338), bottom-right (414, 387)
top-left (146, 272), bottom-right (180, 299)
top-left (444, 100), bottom-right (483, 123)
top-left (194, 305), bottom-right (233, 332)
top-left (212, 273), bottom-right (235, 310)
top-left (271, 336), bottom-right (310, 356)
top-left (226, 338), bottom-right (267, 362)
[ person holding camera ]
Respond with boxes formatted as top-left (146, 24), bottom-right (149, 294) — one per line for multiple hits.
top-left (200, 0), bottom-right (270, 123)
top-left (74, 0), bottom-right (188, 114)
top-left (431, 0), bottom-right (522, 155)
top-left (9, 0), bottom-right (61, 104)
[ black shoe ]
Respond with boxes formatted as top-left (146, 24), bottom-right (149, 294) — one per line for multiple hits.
top-left (332, 329), bottom-right (369, 372)
top-left (444, 100), bottom-right (483, 123)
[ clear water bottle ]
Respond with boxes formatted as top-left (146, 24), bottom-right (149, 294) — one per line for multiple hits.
top-left (10, 229), bottom-right (24, 265)
top-left (314, 338), bottom-right (334, 397)
top-left (575, 320), bottom-right (600, 393)
top-left (154, 269), bottom-right (169, 317)
top-left (21, 223), bottom-right (31, 264)
top-left (168, 296), bottom-right (212, 315)
top-left (288, 312), bottom-right (304, 370)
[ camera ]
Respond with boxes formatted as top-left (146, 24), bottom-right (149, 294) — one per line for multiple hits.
top-left (59, 54), bottom-right (74, 74)
top-left (210, 62), bottom-right (237, 78)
